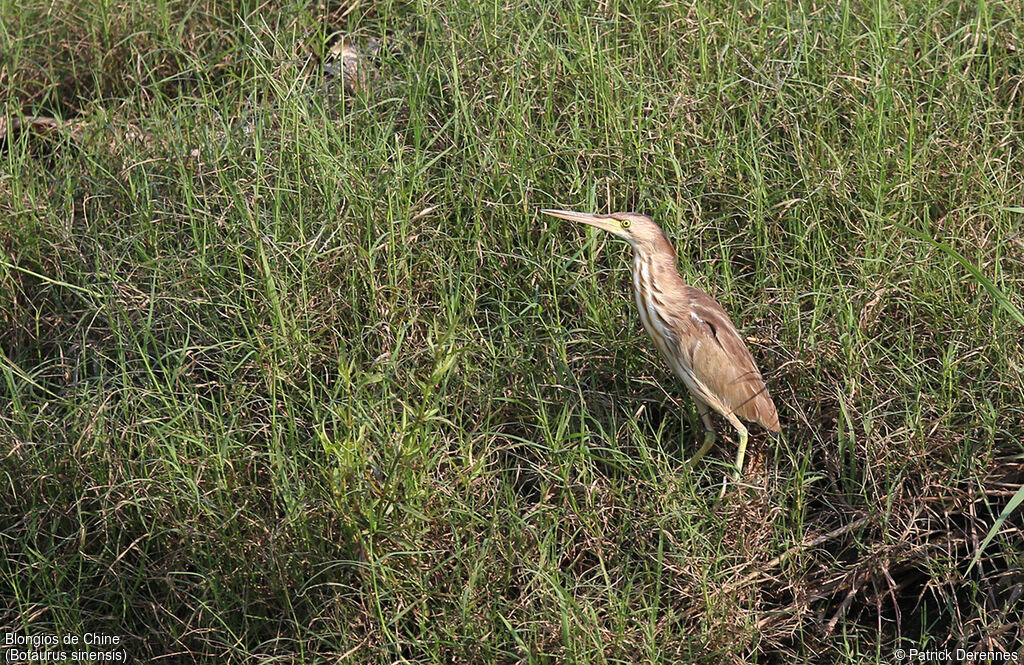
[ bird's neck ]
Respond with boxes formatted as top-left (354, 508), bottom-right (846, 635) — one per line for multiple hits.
top-left (631, 243), bottom-right (686, 293)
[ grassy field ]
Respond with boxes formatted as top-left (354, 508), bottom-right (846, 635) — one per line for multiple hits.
top-left (2, 0), bottom-right (1023, 662)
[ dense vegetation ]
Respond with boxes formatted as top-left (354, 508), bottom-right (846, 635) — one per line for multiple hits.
top-left (2, 0), bottom-right (1022, 661)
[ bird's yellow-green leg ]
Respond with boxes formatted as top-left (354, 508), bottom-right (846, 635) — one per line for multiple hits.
top-left (685, 430), bottom-right (716, 470)
top-left (732, 425), bottom-right (749, 481)
top-left (684, 404), bottom-right (716, 470)
top-left (719, 416), bottom-right (748, 498)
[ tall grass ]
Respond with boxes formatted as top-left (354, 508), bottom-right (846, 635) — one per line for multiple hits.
top-left (2, 0), bottom-right (1022, 662)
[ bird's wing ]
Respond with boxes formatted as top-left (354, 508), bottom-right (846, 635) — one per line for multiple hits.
top-left (666, 287), bottom-right (780, 431)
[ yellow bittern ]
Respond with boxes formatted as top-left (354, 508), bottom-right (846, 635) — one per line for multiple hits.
top-left (542, 209), bottom-right (780, 483)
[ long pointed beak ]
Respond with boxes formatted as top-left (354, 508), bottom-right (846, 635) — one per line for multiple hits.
top-left (540, 209), bottom-right (618, 234)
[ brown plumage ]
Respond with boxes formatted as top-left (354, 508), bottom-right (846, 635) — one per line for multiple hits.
top-left (541, 209), bottom-right (779, 486)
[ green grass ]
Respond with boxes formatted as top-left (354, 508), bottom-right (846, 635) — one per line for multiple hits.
top-left (2, 0), bottom-right (1023, 662)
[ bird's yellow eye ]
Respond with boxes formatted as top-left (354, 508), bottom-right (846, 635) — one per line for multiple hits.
top-left (620, 219), bottom-right (631, 228)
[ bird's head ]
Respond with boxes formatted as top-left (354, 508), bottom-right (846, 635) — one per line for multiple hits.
top-left (541, 209), bottom-right (670, 253)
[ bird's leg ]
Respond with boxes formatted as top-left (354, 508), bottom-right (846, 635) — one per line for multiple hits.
top-left (684, 404), bottom-right (716, 470)
top-left (718, 416), bottom-right (749, 498)
top-left (732, 423), bottom-right (749, 481)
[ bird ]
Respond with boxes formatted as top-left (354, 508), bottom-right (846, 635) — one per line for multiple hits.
top-left (541, 209), bottom-right (780, 486)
